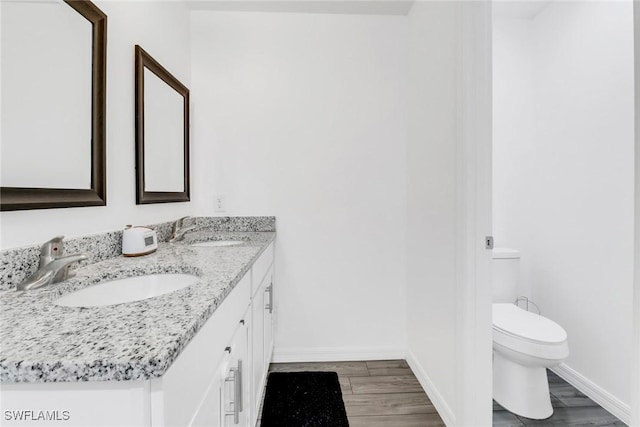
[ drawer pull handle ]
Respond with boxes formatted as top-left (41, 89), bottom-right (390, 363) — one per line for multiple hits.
top-left (237, 359), bottom-right (243, 413)
top-left (225, 364), bottom-right (241, 424)
top-left (265, 284), bottom-right (273, 314)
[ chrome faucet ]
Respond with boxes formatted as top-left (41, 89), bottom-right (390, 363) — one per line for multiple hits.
top-left (169, 216), bottom-right (195, 243)
top-left (16, 236), bottom-right (89, 291)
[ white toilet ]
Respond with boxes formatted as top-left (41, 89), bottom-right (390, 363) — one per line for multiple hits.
top-left (492, 248), bottom-right (569, 419)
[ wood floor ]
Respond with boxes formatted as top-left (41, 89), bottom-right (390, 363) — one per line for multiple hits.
top-left (258, 362), bottom-right (625, 427)
top-left (263, 360), bottom-right (445, 427)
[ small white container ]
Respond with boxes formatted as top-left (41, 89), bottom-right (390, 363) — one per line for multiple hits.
top-left (122, 225), bottom-right (158, 257)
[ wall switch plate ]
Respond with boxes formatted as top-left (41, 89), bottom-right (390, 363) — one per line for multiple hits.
top-left (214, 195), bottom-right (226, 212)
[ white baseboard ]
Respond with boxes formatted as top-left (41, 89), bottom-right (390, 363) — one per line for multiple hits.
top-left (406, 349), bottom-right (455, 427)
top-left (552, 363), bottom-right (631, 425)
top-left (272, 346), bottom-right (405, 363)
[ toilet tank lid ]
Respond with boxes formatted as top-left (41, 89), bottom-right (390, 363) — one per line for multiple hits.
top-left (492, 248), bottom-right (520, 259)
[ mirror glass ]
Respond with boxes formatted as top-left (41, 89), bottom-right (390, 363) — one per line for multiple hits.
top-left (135, 45), bottom-right (190, 204)
top-left (143, 68), bottom-right (185, 192)
top-left (0, 0), bottom-right (106, 211)
top-left (1, 0), bottom-right (92, 189)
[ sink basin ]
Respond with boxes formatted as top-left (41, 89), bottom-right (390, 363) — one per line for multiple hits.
top-left (190, 240), bottom-right (244, 247)
top-left (54, 273), bottom-right (200, 307)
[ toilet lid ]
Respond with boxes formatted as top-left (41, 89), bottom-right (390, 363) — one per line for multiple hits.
top-left (493, 303), bottom-right (567, 344)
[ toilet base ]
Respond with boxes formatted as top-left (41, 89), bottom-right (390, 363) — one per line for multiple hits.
top-left (493, 350), bottom-right (553, 420)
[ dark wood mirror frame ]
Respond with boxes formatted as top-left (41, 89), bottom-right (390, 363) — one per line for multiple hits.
top-left (134, 45), bottom-right (190, 204)
top-left (0, 0), bottom-right (107, 211)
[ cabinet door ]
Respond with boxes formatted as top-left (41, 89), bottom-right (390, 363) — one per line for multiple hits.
top-left (251, 288), bottom-right (265, 420)
top-left (263, 272), bottom-right (274, 365)
top-left (222, 320), bottom-right (249, 427)
top-left (191, 355), bottom-right (227, 427)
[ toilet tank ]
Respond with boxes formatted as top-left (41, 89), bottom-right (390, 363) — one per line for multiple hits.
top-left (492, 248), bottom-right (520, 303)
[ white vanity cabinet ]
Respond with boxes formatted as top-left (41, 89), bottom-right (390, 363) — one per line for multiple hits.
top-left (0, 242), bottom-right (275, 427)
top-left (154, 242), bottom-right (274, 427)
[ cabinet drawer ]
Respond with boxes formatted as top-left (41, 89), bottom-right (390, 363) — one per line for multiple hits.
top-left (251, 243), bottom-right (273, 297)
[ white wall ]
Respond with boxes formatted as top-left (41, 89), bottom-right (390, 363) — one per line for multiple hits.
top-left (0, 1), bottom-right (193, 249)
top-left (492, 18), bottom-right (534, 295)
top-left (493, 0), bottom-right (635, 415)
top-left (191, 11), bottom-right (408, 359)
top-left (405, 1), bottom-right (460, 423)
top-left (633, 4), bottom-right (640, 424)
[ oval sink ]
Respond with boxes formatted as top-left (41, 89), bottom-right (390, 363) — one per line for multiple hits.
top-left (190, 240), bottom-right (243, 247)
top-left (54, 273), bottom-right (200, 307)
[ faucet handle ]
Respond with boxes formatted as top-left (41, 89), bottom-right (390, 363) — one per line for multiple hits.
top-left (175, 216), bottom-right (190, 229)
top-left (39, 236), bottom-right (64, 265)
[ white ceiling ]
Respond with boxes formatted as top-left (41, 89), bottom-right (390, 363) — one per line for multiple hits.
top-left (492, 1), bottom-right (552, 19)
top-left (187, 0), bottom-right (415, 16)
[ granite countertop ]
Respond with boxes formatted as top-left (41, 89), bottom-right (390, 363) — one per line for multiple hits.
top-left (0, 231), bottom-right (275, 383)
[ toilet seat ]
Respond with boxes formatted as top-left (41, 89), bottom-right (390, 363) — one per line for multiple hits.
top-left (493, 303), bottom-right (569, 361)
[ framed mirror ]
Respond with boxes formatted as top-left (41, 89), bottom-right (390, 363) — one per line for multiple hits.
top-left (134, 45), bottom-right (190, 204)
top-left (0, 0), bottom-right (107, 211)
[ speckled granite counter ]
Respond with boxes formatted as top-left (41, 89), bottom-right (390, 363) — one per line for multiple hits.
top-left (0, 230), bottom-right (275, 383)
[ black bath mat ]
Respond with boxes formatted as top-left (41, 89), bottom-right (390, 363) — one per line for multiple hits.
top-left (261, 371), bottom-right (349, 427)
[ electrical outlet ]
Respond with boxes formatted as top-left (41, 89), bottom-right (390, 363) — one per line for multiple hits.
top-left (214, 195), bottom-right (226, 212)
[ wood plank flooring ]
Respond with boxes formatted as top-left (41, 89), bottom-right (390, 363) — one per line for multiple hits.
top-left (265, 360), bottom-right (445, 427)
top-left (260, 362), bottom-right (625, 427)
